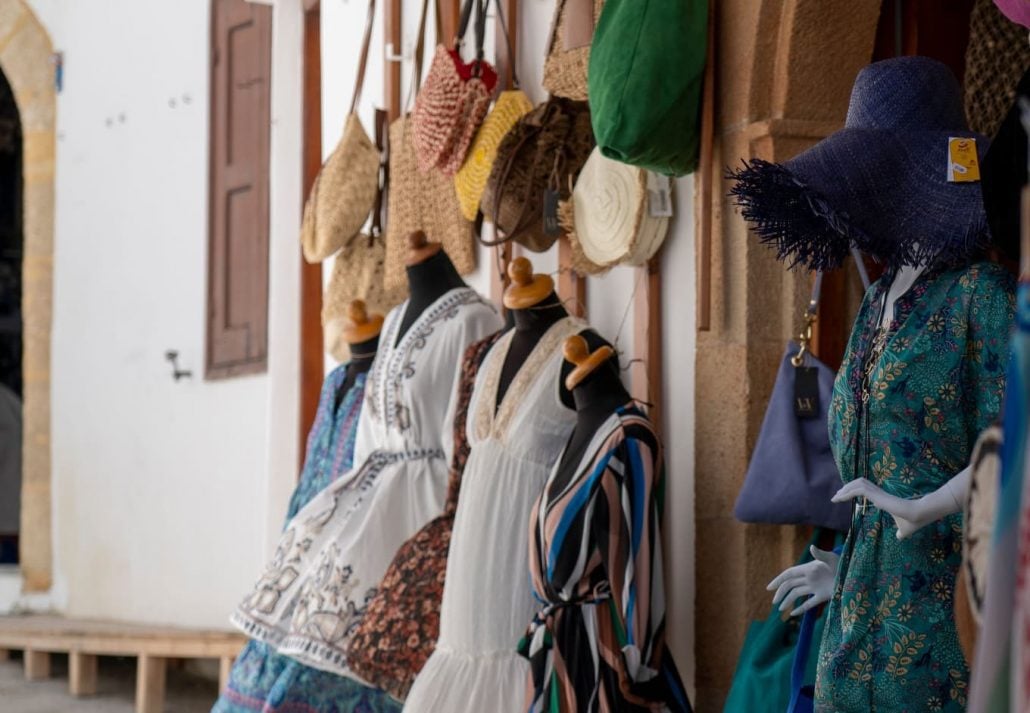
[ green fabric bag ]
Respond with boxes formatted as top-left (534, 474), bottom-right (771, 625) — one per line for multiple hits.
top-left (723, 532), bottom-right (836, 713)
top-left (586, 0), bottom-right (707, 176)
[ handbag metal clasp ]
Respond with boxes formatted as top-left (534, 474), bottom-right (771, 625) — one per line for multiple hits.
top-left (790, 309), bottom-right (818, 368)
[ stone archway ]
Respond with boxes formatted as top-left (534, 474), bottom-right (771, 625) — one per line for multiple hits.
top-left (0, 0), bottom-right (55, 594)
top-left (693, 1), bottom-right (881, 709)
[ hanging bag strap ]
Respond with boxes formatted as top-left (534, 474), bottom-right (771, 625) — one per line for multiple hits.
top-left (349, 0), bottom-right (378, 115)
top-left (370, 108), bottom-right (389, 243)
top-left (454, 0), bottom-right (486, 55)
top-left (491, 0), bottom-right (519, 88)
top-left (404, 0), bottom-right (440, 111)
top-left (452, 0), bottom-right (489, 77)
top-left (793, 248), bottom-right (871, 366)
top-left (851, 247), bottom-right (871, 291)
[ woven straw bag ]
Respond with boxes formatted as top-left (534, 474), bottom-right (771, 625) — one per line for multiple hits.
top-left (560, 147), bottom-right (670, 271)
top-left (323, 111), bottom-right (408, 361)
top-left (963, 0), bottom-right (1030, 138)
top-left (411, 0), bottom-right (498, 176)
top-left (322, 234), bottom-right (407, 361)
top-left (480, 97), bottom-right (595, 252)
top-left (300, 0), bottom-right (379, 263)
top-left (385, 116), bottom-right (477, 291)
top-left (542, 0), bottom-right (604, 101)
top-left (383, 0), bottom-right (475, 293)
top-left (558, 207), bottom-right (608, 275)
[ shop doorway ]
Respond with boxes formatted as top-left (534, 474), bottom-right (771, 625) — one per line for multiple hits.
top-left (0, 65), bottom-right (21, 565)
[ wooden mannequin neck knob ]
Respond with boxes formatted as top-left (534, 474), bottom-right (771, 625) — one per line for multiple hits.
top-left (563, 334), bottom-right (615, 391)
top-left (342, 299), bottom-right (384, 344)
top-left (503, 257), bottom-right (555, 309)
top-left (405, 230), bottom-right (442, 266)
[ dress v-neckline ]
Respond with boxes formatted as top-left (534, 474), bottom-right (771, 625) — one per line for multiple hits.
top-left (475, 316), bottom-right (577, 441)
top-left (852, 266), bottom-right (943, 401)
top-left (388, 286), bottom-right (474, 355)
top-left (541, 405), bottom-right (632, 512)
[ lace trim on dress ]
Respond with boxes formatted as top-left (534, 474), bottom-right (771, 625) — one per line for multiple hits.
top-left (474, 317), bottom-right (581, 442)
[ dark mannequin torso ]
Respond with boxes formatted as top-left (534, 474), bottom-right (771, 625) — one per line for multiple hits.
top-left (397, 251), bottom-right (466, 344)
top-left (497, 292), bottom-right (571, 410)
top-left (336, 333), bottom-right (379, 411)
top-left (552, 333), bottom-right (631, 492)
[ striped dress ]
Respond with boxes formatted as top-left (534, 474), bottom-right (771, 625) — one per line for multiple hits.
top-left (519, 405), bottom-right (691, 713)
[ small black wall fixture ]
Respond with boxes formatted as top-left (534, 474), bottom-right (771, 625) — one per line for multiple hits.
top-left (164, 350), bottom-right (193, 381)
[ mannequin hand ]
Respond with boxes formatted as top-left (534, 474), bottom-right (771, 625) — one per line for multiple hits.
top-left (831, 479), bottom-right (923, 538)
top-left (767, 546), bottom-right (839, 617)
top-left (831, 475), bottom-right (966, 540)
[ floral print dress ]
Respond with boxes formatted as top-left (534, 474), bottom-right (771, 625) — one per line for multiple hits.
top-left (214, 367), bottom-right (401, 712)
top-left (816, 262), bottom-right (1015, 712)
top-left (346, 330), bottom-right (504, 700)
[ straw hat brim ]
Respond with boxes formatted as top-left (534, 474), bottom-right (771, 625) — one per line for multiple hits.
top-left (730, 127), bottom-right (991, 271)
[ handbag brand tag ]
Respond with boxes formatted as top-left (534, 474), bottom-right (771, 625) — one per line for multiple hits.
top-left (647, 173), bottom-right (674, 217)
top-left (543, 189), bottom-right (562, 236)
top-left (947, 137), bottom-right (980, 183)
top-left (794, 366), bottom-right (820, 419)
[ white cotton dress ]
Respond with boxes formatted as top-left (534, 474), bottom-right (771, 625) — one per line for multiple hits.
top-left (231, 287), bottom-right (501, 679)
top-left (403, 316), bottom-right (581, 713)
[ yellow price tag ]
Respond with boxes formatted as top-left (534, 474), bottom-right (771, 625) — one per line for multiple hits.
top-left (947, 137), bottom-right (980, 183)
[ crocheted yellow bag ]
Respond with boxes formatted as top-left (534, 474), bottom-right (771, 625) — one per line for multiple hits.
top-left (453, 89), bottom-right (533, 221)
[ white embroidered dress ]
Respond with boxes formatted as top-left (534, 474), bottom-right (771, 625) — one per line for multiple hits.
top-left (231, 287), bottom-right (501, 678)
top-left (404, 316), bottom-right (580, 713)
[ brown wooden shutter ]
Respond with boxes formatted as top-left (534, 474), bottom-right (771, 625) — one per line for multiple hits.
top-left (207, 0), bottom-right (272, 379)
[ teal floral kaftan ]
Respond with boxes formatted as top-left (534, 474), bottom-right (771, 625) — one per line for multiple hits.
top-left (816, 262), bottom-right (1015, 713)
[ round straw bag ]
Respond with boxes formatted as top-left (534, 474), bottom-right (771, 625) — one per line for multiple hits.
top-left (567, 147), bottom-right (670, 268)
top-left (557, 203), bottom-right (609, 276)
top-left (542, 0), bottom-right (605, 101)
top-left (300, 0), bottom-right (380, 263)
top-left (957, 425), bottom-right (1002, 662)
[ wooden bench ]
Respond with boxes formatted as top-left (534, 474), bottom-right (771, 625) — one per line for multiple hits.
top-left (0, 614), bottom-right (246, 713)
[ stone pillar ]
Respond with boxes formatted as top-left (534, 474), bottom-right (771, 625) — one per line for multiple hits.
top-left (0, 1), bottom-right (56, 593)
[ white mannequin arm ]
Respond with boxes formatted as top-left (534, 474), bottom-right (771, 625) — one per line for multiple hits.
top-left (831, 465), bottom-right (971, 540)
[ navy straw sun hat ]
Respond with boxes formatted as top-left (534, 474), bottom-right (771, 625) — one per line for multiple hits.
top-left (730, 56), bottom-right (992, 271)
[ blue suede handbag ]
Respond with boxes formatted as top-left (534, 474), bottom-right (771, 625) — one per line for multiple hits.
top-left (734, 251), bottom-right (869, 532)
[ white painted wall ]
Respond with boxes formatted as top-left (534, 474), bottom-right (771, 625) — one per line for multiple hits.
top-left (24, 0), bottom-right (304, 629)
top-left (322, 0), bottom-right (697, 691)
